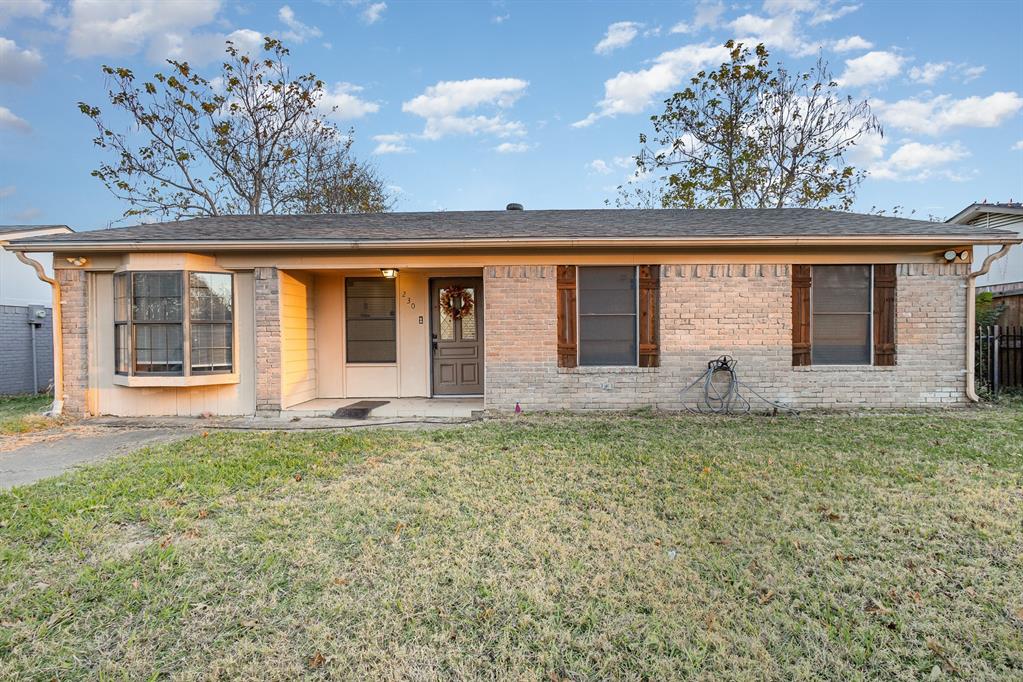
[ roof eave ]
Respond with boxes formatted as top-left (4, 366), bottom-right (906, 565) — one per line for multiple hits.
top-left (5, 233), bottom-right (1020, 252)
top-left (947, 204), bottom-right (1023, 224)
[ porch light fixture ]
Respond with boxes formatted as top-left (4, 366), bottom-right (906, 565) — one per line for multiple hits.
top-left (65, 257), bottom-right (88, 267)
top-left (380, 268), bottom-right (399, 279)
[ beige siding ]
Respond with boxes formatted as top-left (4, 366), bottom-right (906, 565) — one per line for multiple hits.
top-left (314, 273), bottom-right (344, 398)
top-left (280, 270), bottom-right (317, 408)
top-left (90, 271), bottom-right (256, 416)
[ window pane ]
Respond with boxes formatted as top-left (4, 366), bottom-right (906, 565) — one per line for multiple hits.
top-left (115, 323), bottom-right (130, 374)
top-left (190, 272), bottom-right (233, 322)
top-left (812, 314), bottom-right (870, 365)
top-left (579, 315), bottom-right (637, 366)
top-left (133, 272), bottom-right (182, 322)
top-left (578, 266), bottom-right (637, 315)
top-left (461, 288), bottom-right (477, 340)
top-left (114, 273), bottom-right (130, 322)
top-left (346, 278), bottom-right (396, 363)
top-left (811, 265), bottom-right (872, 365)
top-left (191, 322), bottom-right (233, 373)
top-left (134, 323), bottom-right (183, 374)
top-left (813, 265), bottom-right (870, 313)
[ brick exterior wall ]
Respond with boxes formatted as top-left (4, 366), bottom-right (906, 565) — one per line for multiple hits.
top-left (254, 266), bottom-right (282, 415)
top-left (484, 263), bottom-right (969, 412)
top-left (0, 305), bottom-right (55, 395)
top-left (57, 269), bottom-right (89, 415)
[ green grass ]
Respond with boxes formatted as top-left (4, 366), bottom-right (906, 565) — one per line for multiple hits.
top-left (2, 411), bottom-right (1022, 679)
top-left (0, 394), bottom-right (55, 435)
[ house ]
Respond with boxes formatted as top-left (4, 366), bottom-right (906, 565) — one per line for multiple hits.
top-left (2, 207), bottom-right (1018, 417)
top-left (0, 225), bottom-right (73, 395)
top-left (948, 202), bottom-right (1023, 326)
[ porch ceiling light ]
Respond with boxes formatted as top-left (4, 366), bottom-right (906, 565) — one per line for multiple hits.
top-left (380, 268), bottom-right (399, 279)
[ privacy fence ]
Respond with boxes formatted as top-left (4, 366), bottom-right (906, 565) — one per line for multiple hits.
top-left (976, 325), bottom-right (1023, 394)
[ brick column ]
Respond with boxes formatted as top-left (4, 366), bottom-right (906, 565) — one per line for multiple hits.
top-left (254, 267), bottom-right (282, 415)
top-left (57, 268), bottom-right (89, 416)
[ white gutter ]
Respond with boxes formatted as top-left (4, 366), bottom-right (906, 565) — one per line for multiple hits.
top-left (7, 234), bottom-right (1021, 252)
top-left (13, 252), bottom-right (63, 416)
top-left (966, 244), bottom-right (1013, 402)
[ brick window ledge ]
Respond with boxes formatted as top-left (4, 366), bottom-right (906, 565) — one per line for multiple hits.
top-left (792, 365), bottom-right (897, 372)
top-left (558, 366), bottom-right (659, 375)
top-left (112, 372), bottom-right (240, 388)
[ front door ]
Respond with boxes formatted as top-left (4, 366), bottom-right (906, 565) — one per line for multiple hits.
top-left (431, 278), bottom-right (484, 395)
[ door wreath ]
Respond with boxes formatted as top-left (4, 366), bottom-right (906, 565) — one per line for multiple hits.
top-left (439, 286), bottom-right (474, 320)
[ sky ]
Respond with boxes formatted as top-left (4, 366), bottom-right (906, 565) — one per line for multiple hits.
top-left (0, 0), bottom-right (1021, 231)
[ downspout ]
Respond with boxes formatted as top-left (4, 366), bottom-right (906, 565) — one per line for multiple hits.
top-left (14, 252), bottom-right (63, 416)
top-left (966, 244), bottom-right (1013, 402)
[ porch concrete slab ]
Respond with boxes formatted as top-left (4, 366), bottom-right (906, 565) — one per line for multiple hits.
top-left (283, 397), bottom-right (484, 419)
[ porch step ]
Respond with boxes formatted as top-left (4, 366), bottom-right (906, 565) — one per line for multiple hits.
top-left (332, 400), bottom-right (391, 420)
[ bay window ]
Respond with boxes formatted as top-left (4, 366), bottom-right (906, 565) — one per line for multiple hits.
top-left (113, 271), bottom-right (234, 377)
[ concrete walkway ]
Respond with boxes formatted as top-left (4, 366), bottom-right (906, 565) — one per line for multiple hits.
top-left (0, 427), bottom-right (184, 490)
top-left (0, 413), bottom-right (483, 490)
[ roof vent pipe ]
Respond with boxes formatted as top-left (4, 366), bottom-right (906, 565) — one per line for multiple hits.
top-left (506, 203), bottom-right (523, 211)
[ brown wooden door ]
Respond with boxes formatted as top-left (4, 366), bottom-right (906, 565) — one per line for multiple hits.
top-left (431, 278), bottom-right (484, 395)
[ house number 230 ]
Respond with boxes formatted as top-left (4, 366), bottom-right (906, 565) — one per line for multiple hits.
top-left (401, 291), bottom-right (416, 310)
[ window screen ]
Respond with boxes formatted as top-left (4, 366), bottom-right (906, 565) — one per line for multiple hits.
top-left (190, 272), bottom-right (233, 373)
top-left (811, 265), bottom-right (872, 365)
top-left (346, 278), bottom-right (397, 363)
top-left (578, 266), bottom-right (637, 366)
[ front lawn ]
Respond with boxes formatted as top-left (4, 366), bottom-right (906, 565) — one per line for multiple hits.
top-left (2, 412), bottom-right (1022, 679)
top-left (0, 394), bottom-right (54, 435)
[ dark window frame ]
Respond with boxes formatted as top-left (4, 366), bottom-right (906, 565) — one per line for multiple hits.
top-left (345, 277), bottom-right (397, 364)
top-left (114, 270), bottom-right (235, 377)
top-left (810, 264), bottom-right (874, 366)
top-left (576, 265), bottom-right (640, 367)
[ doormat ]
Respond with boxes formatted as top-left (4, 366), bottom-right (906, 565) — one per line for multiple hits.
top-left (332, 400), bottom-right (390, 419)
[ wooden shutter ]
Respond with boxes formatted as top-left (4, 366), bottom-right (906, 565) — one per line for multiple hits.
top-left (792, 265), bottom-right (812, 366)
top-left (556, 265), bottom-right (577, 367)
top-left (638, 265), bottom-right (660, 367)
top-left (873, 264), bottom-right (897, 366)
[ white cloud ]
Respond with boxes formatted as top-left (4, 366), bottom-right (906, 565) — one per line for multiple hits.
top-left (573, 43), bottom-right (729, 126)
top-left (837, 50), bottom-right (904, 87)
top-left (729, 12), bottom-right (818, 56)
top-left (909, 62), bottom-right (948, 84)
top-left (869, 141), bottom-right (969, 182)
top-left (148, 28), bottom-right (261, 65)
top-left (0, 185), bottom-right (15, 199)
top-left (403, 77), bottom-right (528, 140)
top-left (909, 61), bottom-right (986, 85)
top-left (494, 142), bottom-right (530, 153)
top-left (0, 0), bottom-right (49, 26)
top-left (361, 2), bottom-right (386, 24)
top-left (875, 92), bottom-right (1023, 135)
top-left (693, 1), bottom-right (724, 29)
top-left (66, 0), bottom-right (222, 58)
top-left (0, 105), bottom-right (31, 133)
top-left (831, 35), bottom-right (872, 52)
top-left (809, 3), bottom-right (860, 25)
top-left (588, 159), bottom-right (612, 174)
top-left (372, 133), bottom-right (411, 154)
top-left (1013, 140), bottom-right (1023, 151)
top-left (278, 5), bottom-right (321, 43)
top-left (0, 37), bottom-right (44, 84)
top-left (669, 21), bottom-right (690, 34)
top-left (318, 82), bottom-right (379, 120)
top-left (594, 21), bottom-right (641, 55)
top-left (492, 13), bottom-right (510, 24)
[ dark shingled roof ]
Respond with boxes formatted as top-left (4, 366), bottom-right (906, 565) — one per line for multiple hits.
top-left (8, 209), bottom-right (1018, 245)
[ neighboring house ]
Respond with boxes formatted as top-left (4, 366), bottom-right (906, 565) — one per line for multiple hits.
top-left (3, 208), bottom-right (1019, 417)
top-left (949, 202), bottom-right (1023, 325)
top-left (0, 225), bottom-right (73, 395)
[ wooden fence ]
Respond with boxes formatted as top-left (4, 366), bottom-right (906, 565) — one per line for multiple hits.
top-left (976, 325), bottom-right (1023, 393)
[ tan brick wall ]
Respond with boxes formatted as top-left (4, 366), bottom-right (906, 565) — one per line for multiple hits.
top-left (57, 269), bottom-right (89, 416)
top-left (484, 263), bottom-right (968, 412)
top-left (254, 267), bottom-right (282, 414)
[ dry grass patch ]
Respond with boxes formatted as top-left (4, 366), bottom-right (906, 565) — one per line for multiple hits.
top-left (0, 395), bottom-right (56, 436)
top-left (1, 411), bottom-right (1022, 679)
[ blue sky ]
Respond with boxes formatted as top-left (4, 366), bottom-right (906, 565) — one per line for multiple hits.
top-left (0, 0), bottom-right (1021, 231)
